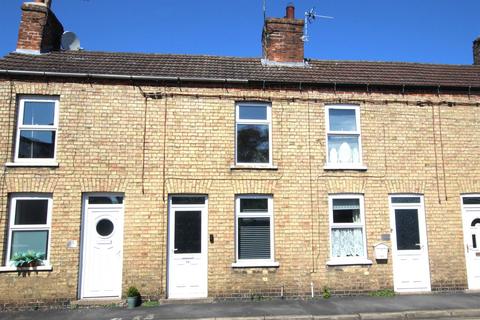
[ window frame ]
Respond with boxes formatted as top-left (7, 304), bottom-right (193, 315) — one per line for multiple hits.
top-left (233, 195), bottom-right (278, 267)
top-left (327, 194), bottom-right (371, 265)
top-left (235, 102), bottom-right (273, 167)
top-left (6, 193), bottom-right (53, 267)
top-left (324, 104), bottom-right (365, 170)
top-left (13, 96), bottom-right (59, 165)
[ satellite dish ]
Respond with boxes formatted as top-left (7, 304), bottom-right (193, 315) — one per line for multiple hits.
top-left (61, 31), bottom-right (81, 51)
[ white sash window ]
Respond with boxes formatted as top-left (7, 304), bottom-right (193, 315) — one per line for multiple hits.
top-left (328, 194), bottom-right (371, 265)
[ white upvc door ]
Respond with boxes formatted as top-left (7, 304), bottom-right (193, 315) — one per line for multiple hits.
top-left (461, 196), bottom-right (480, 290)
top-left (80, 194), bottom-right (124, 299)
top-left (167, 196), bottom-right (208, 299)
top-left (389, 195), bottom-right (431, 293)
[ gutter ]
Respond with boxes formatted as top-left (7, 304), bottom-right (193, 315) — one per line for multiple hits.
top-left (0, 69), bottom-right (479, 92)
top-left (0, 69), bottom-right (249, 84)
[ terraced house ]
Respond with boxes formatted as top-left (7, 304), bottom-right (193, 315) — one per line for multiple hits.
top-left (0, 0), bottom-right (480, 307)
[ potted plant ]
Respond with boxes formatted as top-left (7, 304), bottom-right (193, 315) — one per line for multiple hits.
top-left (11, 250), bottom-right (45, 268)
top-left (126, 286), bottom-right (140, 309)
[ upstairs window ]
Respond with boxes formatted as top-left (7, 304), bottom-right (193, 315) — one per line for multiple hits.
top-left (235, 103), bottom-right (272, 166)
top-left (325, 105), bottom-right (362, 168)
top-left (15, 96), bottom-right (59, 164)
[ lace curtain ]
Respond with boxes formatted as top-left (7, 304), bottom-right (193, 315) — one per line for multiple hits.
top-left (331, 228), bottom-right (364, 257)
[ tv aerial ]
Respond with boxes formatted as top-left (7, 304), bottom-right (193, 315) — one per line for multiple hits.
top-left (302, 7), bottom-right (334, 42)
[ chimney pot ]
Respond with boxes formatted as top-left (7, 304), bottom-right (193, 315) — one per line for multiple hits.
top-left (32, 0), bottom-right (52, 9)
top-left (286, 3), bottom-right (295, 19)
top-left (474, 37), bottom-right (480, 65)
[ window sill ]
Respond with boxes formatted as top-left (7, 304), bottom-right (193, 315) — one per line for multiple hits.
top-left (326, 258), bottom-right (372, 266)
top-left (323, 164), bottom-right (367, 171)
top-left (0, 265), bottom-right (53, 272)
top-left (230, 164), bottom-right (278, 171)
top-left (5, 161), bottom-right (59, 168)
top-left (231, 261), bottom-right (280, 268)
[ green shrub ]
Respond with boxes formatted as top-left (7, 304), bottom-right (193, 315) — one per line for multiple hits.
top-left (369, 289), bottom-right (395, 297)
top-left (250, 293), bottom-right (265, 301)
top-left (322, 286), bottom-right (331, 299)
top-left (126, 286), bottom-right (140, 297)
top-left (141, 300), bottom-right (159, 307)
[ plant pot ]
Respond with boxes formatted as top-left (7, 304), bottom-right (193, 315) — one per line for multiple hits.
top-left (20, 261), bottom-right (37, 268)
top-left (127, 296), bottom-right (138, 309)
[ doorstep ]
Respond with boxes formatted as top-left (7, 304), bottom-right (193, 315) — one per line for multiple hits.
top-left (70, 298), bottom-right (124, 307)
top-left (158, 298), bottom-right (215, 305)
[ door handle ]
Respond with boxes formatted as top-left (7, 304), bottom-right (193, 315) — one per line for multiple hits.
top-left (466, 244), bottom-right (469, 253)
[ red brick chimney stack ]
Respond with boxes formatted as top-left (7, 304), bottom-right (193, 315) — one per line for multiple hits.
top-left (474, 37), bottom-right (480, 65)
top-left (262, 3), bottom-right (305, 64)
top-left (16, 0), bottom-right (64, 54)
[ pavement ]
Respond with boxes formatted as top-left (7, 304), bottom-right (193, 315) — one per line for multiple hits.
top-left (1, 292), bottom-right (480, 320)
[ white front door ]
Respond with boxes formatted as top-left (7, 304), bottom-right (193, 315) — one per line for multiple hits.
top-left (168, 196), bottom-right (208, 299)
top-left (80, 194), bottom-right (124, 299)
top-left (461, 195), bottom-right (480, 290)
top-left (389, 195), bottom-right (431, 292)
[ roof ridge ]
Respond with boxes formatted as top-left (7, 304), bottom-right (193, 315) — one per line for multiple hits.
top-left (7, 50), bottom-right (261, 62)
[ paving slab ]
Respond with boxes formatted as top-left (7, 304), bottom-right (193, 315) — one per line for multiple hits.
top-left (0, 292), bottom-right (479, 320)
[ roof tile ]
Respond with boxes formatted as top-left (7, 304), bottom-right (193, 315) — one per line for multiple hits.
top-left (0, 51), bottom-right (479, 88)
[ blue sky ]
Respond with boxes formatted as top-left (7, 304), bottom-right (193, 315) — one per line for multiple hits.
top-left (1, 0), bottom-right (479, 64)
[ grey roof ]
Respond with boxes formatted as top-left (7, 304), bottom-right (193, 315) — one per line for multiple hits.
top-left (1, 51), bottom-right (480, 88)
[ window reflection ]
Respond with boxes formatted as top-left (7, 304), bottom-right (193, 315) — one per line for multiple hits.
top-left (23, 102), bottom-right (55, 126)
top-left (237, 124), bottom-right (269, 163)
top-left (18, 131), bottom-right (55, 159)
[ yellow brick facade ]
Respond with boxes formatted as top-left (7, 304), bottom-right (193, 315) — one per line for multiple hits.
top-left (0, 77), bottom-right (479, 304)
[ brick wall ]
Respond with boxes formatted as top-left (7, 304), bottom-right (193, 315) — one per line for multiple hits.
top-left (262, 17), bottom-right (304, 63)
top-left (0, 78), bottom-right (478, 304)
